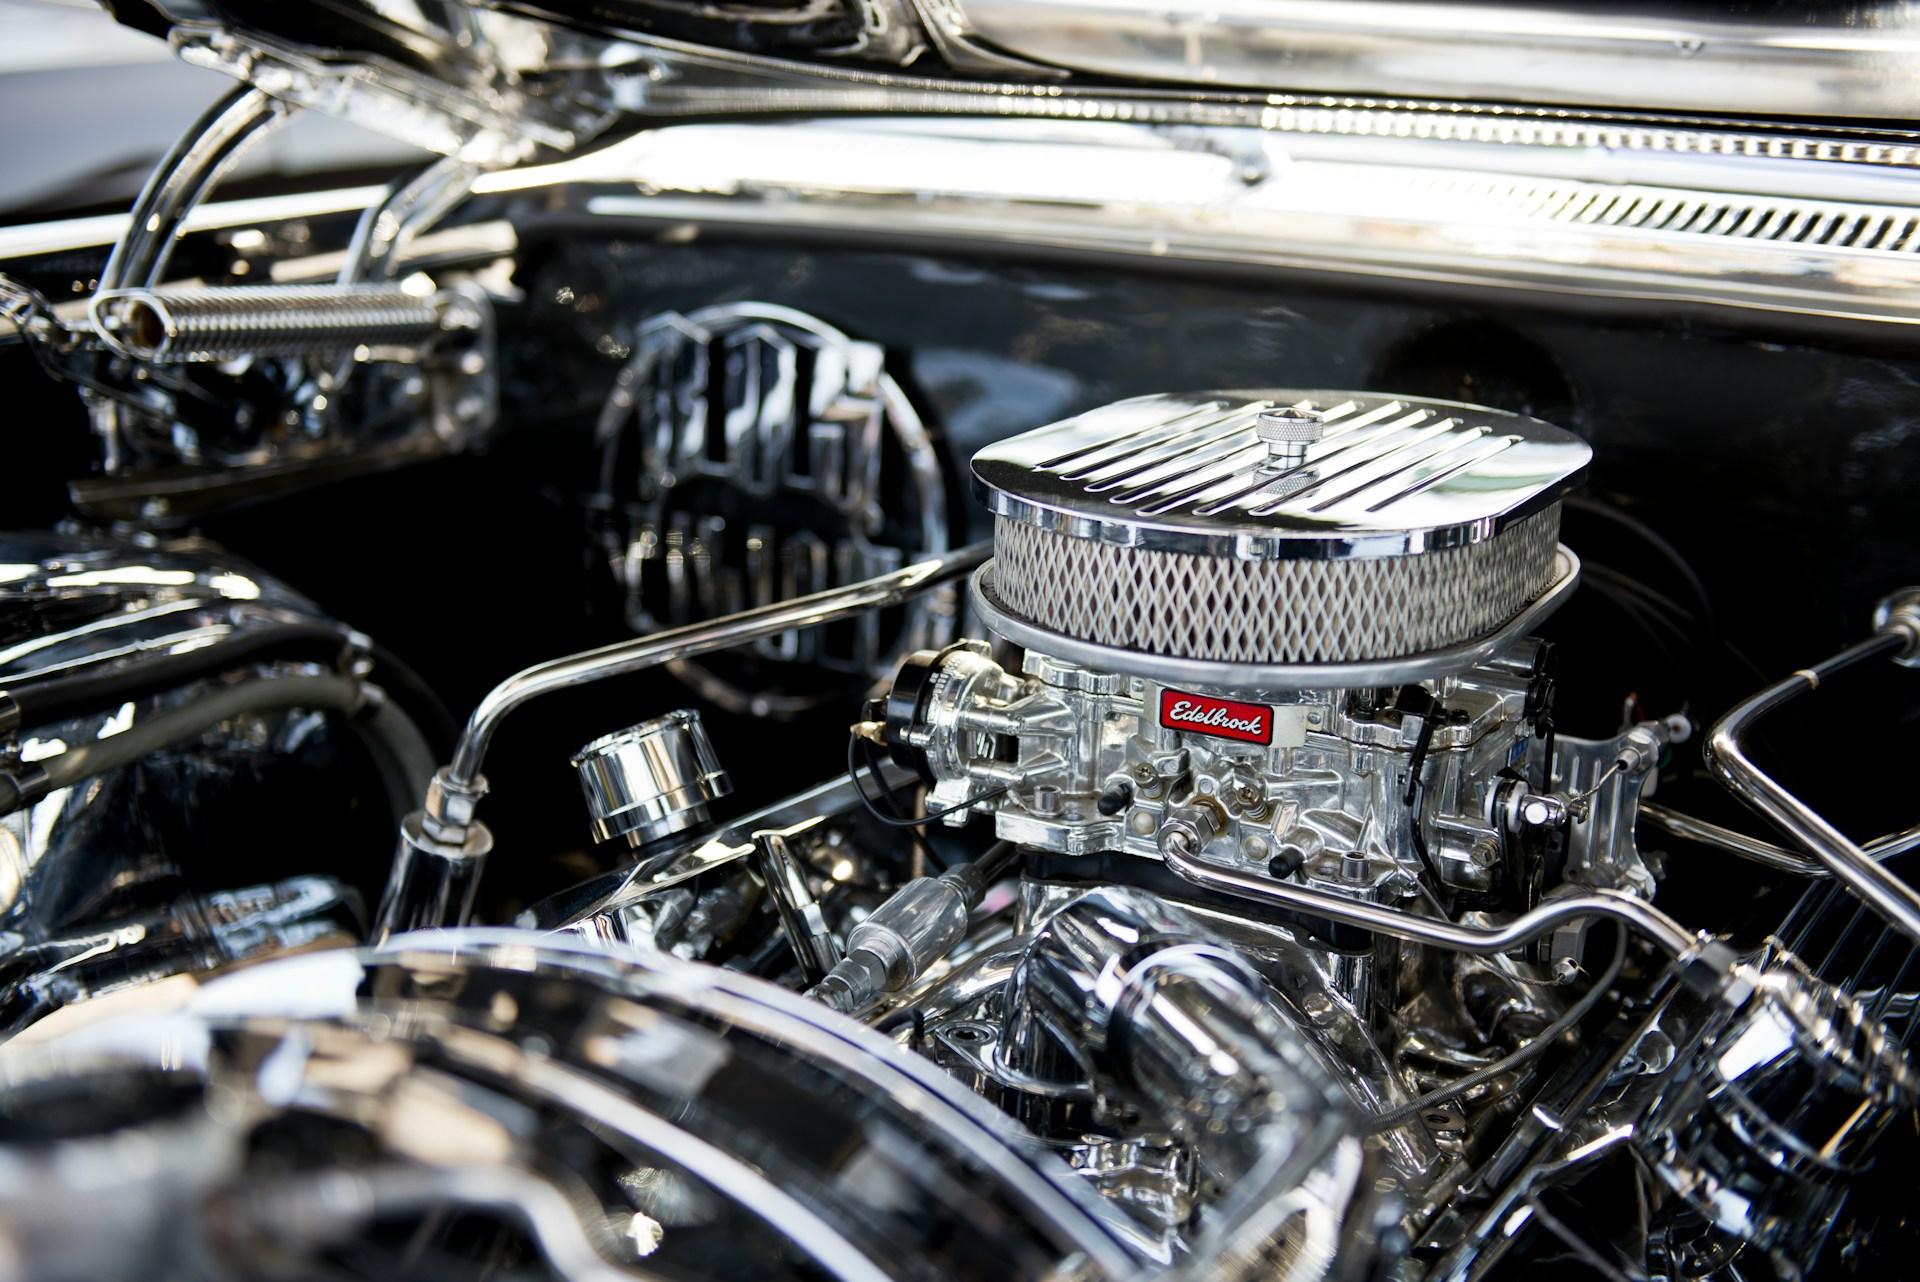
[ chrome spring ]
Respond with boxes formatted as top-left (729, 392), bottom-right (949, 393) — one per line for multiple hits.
top-left (91, 284), bottom-right (452, 363)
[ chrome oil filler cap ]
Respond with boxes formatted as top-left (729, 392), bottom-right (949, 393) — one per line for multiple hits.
top-left (970, 390), bottom-right (1589, 683)
top-left (571, 709), bottom-right (732, 846)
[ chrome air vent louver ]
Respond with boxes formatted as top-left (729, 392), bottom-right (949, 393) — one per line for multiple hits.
top-left (970, 390), bottom-right (1590, 686)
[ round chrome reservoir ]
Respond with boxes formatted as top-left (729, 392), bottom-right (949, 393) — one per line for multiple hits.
top-left (571, 709), bottom-right (732, 846)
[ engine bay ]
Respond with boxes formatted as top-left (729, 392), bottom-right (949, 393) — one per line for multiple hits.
top-left (3, 19), bottom-right (1920, 1276)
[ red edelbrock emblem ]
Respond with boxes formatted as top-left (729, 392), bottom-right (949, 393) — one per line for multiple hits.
top-left (1158, 689), bottom-right (1272, 745)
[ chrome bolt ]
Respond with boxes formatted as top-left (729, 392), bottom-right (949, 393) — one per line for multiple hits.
top-left (1256, 406), bottom-right (1324, 471)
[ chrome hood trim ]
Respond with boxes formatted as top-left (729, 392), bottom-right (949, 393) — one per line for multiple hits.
top-left (476, 118), bottom-right (1920, 328)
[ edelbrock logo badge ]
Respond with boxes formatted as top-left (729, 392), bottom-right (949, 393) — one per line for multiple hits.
top-left (1158, 689), bottom-right (1273, 745)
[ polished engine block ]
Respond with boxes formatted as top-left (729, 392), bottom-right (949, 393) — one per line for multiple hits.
top-left (5, 372), bottom-right (1916, 1282)
top-left (5, 15), bottom-right (1920, 1269)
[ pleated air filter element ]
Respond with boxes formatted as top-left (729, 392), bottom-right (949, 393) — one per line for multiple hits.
top-left (970, 391), bottom-right (1590, 678)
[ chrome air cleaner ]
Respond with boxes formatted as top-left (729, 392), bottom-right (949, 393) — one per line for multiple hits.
top-left (970, 390), bottom-right (1590, 687)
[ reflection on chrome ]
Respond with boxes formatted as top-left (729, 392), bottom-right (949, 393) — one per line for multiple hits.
top-left (2, 2), bottom-right (1920, 1278)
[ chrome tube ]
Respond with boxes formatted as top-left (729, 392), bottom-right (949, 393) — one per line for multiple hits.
top-left (378, 544), bottom-right (987, 939)
top-left (98, 86), bottom-right (293, 294)
top-left (443, 541), bottom-right (987, 799)
top-left (1639, 802), bottom-right (1920, 878)
top-left (375, 812), bottom-right (493, 939)
top-left (339, 155), bottom-right (484, 285)
top-left (1159, 833), bottom-right (1700, 959)
top-left (1704, 604), bottom-right (1920, 946)
top-left (89, 85), bottom-right (296, 470)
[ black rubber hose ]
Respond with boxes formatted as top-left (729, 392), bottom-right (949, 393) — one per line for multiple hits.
top-left (2, 622), bottom-right (352, 731)
top-left (969, 839), bottom-right (1024, 888)
top-left (364, 641), bottom-right (459, 758)
top-left (933, 839), bottom-right (1025, 907)
top-left (0, 674), bottom-right (363, 818)
top-left (346, 685), bottom-right (438, 821)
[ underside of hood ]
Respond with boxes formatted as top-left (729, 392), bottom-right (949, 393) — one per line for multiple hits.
top-left (99, 0), bottom-right (1920, 168)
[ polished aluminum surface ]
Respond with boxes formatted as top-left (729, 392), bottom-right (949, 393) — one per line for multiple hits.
top-left (120, 0), bottom-right (1920, 137)
top-left (1007, 886), bottom-right (1364, 1276)
top-left (0, 929), bottom-right (1144, 1281)
top-left (1544, 723), bottom-right (1672, 903)
top-left (596, 303), bottom-right (951, 717)
top-left (1643, 954), bottom-right (1917, 1250)
top-left (18, 4), bottom-right (1920, 1270)
top-left (0, 530), bottom-right (429, 1032)
top-left (169, 18), bottom-right (624, 167)
top-left (974, 391), bottom-right (1588, 558)
top-left (971, 548), bottom-right (1580, 689)
top-left (889, 640), bottom-right (1552, 930)
top-left (751, 824), bottom-right (841, 985)
top-left (971, 390), bottom-right (1582, 668)
top-left (554, 117), bottom-right (1920, 330)
top-left (85, 0), bottom-right (1920, 332)
top-left (571, 709), bottom-right (732, 846)
top-left (516, 767), bottom-right (913, 936)
top-left (0, 874), bottom-right (360, 1033)
top-left (954, 1), bottom-right (1920, 120)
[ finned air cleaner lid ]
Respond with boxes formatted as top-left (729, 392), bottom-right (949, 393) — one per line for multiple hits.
top-left (969, 390), bottom-right (1589, 682)
top-left (971, 390), bottom-right (1589, 561)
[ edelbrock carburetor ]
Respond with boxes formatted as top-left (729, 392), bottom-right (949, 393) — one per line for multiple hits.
top-left (869, 390), bottom-right (1596, 916)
